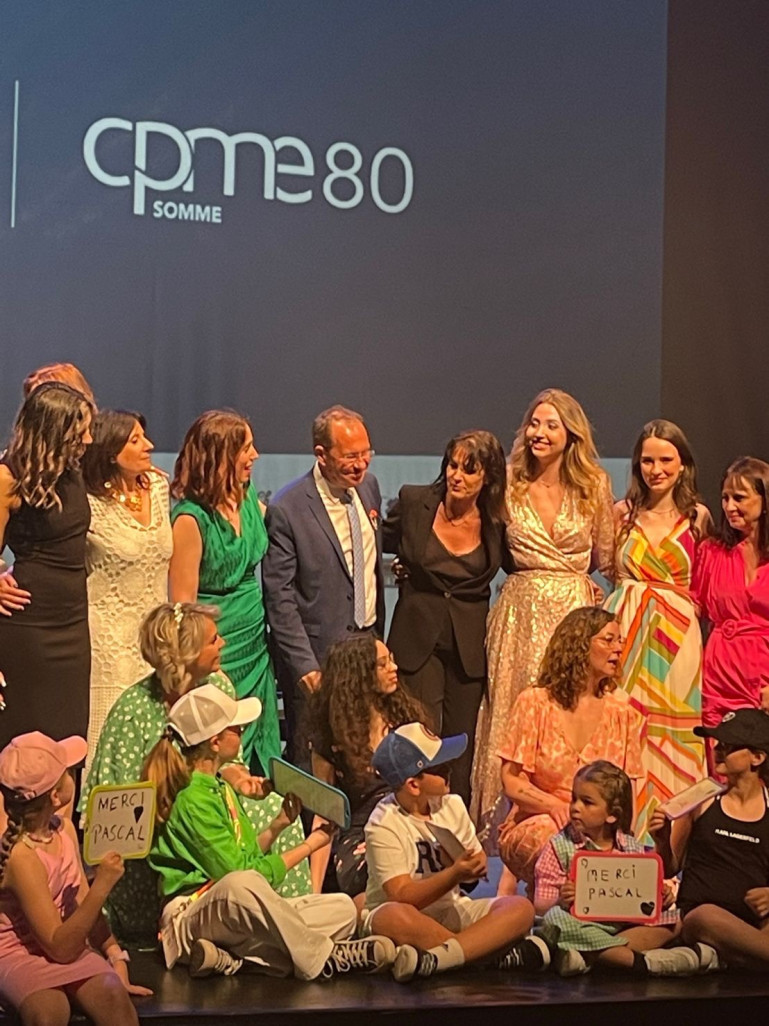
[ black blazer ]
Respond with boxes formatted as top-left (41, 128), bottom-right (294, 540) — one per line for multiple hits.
top-left (382, 482), bottom-right (510, 679)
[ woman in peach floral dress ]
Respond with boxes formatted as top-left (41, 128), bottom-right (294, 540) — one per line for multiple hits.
top-left (497, 607), bottom-right (645, 890)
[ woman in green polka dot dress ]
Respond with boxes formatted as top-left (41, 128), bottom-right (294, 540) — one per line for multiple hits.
top-left (81, 602), bottom-right (310, 946)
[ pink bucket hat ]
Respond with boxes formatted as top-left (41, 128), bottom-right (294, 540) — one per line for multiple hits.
top-left (0, 731), bottom-right (88, 800)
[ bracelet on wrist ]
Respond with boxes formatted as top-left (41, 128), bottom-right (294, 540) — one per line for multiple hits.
top-left (107, 948), bottom-right (130, 966)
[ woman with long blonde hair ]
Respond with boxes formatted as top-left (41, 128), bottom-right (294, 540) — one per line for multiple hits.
top-left (470, 389), bottom-right (614, 874)
top-left (0, 382), bottom-right (95, 741)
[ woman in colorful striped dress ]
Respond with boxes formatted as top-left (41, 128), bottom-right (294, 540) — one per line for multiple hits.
top-left (605, 421), bottom-right (711, 840)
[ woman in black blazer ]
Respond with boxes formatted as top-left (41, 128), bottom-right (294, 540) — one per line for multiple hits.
top-left (382, 430), bottom-right (509, 804)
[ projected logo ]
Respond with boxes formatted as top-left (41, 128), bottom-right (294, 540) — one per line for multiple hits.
top-left (83, 118), bottom-right (414, 223)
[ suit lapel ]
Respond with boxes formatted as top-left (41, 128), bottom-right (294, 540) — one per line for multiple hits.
top-left (413, 486), bottom-right (441, 563)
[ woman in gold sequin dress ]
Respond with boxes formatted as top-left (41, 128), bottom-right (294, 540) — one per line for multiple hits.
top-left (470, 389), bottom-right (615, 860)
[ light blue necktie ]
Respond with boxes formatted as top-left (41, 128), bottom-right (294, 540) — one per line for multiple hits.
top-left (343, 490), bottom-right (366, 628)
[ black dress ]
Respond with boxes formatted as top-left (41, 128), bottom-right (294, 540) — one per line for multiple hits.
top-left (0, 468), bottom-right (91, 744)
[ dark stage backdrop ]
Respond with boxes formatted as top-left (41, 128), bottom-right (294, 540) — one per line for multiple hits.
top-left (662, 0), bottom-right (769, 509)
top-left (1, 1), bottom-right (667, 456)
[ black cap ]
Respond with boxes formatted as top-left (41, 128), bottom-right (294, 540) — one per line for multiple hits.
top-left (694, 709), bottom-right (769, 753)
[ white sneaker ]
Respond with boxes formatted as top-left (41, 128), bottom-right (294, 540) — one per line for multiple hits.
top-left (695, 942), bottom-right (722, 973)
top-left (188, 938), bottom-right (243, 977)
top-left (554, 948), bottom-right (590, 977)
top-left (643, 946), bottom-right (700, 976)
top-left (321, 936), bottom-right (397, 979)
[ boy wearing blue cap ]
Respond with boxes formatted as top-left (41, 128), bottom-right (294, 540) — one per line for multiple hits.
top-left (361, 723), bottom-right (546, 981)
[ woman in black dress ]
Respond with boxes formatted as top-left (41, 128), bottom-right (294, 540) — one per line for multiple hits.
top-left (0, 382), bottom-right (95, 744)
top-left (382, 429), bottom-right (509, 805)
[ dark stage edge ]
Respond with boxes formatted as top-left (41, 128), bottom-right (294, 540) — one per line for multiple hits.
top-left (5, 952), bottom-right (769, 1026)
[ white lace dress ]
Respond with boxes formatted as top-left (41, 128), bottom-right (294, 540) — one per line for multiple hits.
top-left (85, 473), bottom-right (172, 760)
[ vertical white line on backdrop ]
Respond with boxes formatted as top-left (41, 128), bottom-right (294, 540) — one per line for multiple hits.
top-left (11, 79), bottom-right (20, 228)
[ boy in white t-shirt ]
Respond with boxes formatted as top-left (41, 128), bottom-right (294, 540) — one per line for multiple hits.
top-left (362, 723), bottom-right (547, 982)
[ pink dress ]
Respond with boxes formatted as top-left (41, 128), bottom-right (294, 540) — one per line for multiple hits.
top-left (692, 539), bottom-right (769, 726)
top-left (0, 821), bottom-right (115, 1009)
top-left (496, 686), bottom-right (644, 885)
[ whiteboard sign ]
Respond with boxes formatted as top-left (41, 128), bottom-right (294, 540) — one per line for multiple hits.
top-left (83, 782), bottom-right (157, 865)
top-left (571, 851), bottom-right (663, 923)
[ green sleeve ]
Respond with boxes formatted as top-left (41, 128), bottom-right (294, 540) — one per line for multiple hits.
top-left (171, 783), bottom-right (287, 888)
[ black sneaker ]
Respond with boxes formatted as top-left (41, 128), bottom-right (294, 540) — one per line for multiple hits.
top-left (496, 935), bottom-right (551, 972)
top-left (392, 944), bottom-right (440, 983)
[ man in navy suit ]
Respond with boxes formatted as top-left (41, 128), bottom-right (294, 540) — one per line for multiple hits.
top-left (263, 405), bottom-right (384, 764)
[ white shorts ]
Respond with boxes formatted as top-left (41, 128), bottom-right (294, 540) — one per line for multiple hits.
top-left (361, 895), bottom-right (496, 936)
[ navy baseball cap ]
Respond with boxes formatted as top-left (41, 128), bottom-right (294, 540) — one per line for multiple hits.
top-left (372, 723), bottom-right (467, 788)
top-left (694, 708), bottom-right (769, 753)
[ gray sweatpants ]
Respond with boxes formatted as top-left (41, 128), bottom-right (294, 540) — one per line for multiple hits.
top-left (160, 870), bottom-right (357, 980)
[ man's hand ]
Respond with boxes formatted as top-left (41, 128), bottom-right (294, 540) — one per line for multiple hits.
top-left (301, 670), bottom-right (321, 693)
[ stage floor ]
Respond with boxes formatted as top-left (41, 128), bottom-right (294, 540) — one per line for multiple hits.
top-left (7, 950), bottom-right (767, 1026)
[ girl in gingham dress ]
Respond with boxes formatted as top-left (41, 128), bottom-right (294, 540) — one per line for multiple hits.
top-left (533, 760), bottom-right (717, 977)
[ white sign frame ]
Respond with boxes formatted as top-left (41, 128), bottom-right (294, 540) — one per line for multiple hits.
top-left (571, 851), bottom-right (663, 923)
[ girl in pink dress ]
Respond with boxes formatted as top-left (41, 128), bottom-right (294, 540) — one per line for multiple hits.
top-left (0, 732), bottom-right (150, 1025)
top-left (692, 458), bottom-right (769, 742)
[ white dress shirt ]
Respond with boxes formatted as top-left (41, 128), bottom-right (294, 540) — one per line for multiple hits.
top-left (313, 462), bottom-right (377, 627)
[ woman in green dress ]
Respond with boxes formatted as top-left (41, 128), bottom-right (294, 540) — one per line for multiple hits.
top-left (81, 602), bottom-right (310, 945)
top-left (169, 410), bottom-right (279, 774)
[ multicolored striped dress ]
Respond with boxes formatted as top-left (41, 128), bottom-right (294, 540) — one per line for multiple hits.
top-left (604, 517), bottom-right (706, 840)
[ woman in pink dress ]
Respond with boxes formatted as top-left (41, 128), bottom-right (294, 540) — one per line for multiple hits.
top-left (497, 607), bottom-right (645, 891)
top-left (692, 457), bottom-right (769, 737)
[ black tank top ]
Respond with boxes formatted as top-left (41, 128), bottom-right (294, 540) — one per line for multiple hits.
top-left (678, 791), bottom-right (769, 925)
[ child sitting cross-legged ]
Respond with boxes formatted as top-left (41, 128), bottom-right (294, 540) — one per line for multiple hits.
top-left (144, 684), bottom-right (396, 980)
top-left (651, 709), bottom-right (769, 971)
top-left (361, 723), bottom-right (545, 982)
top-left (534, 760), bottom-right (717, 976)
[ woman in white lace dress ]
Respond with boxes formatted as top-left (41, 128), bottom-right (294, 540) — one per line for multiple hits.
top-left (81, 410), bottom-right (172, 758)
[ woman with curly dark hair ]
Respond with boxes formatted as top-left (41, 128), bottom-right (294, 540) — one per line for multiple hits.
top-left (382, 429), bottom-right (508, 806)
top-left (605, 420), bottom-right (711, 838)
top-left (496, 607), bottom-right (645, 893)
top-left (307, 633), bottom-right (425, 898)
top-left (693, 457), bottom-right (769, 748)
top-left (169, 410), bottom-right (278, 775)
top-left (0, 382), bottom-right (95, 742)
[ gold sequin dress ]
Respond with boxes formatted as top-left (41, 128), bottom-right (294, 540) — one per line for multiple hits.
top-left (470, 476), bottom-right (614, 850)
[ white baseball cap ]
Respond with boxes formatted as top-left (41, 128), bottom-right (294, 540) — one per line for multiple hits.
top-left (168, 684), bottom-right (262, 747)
